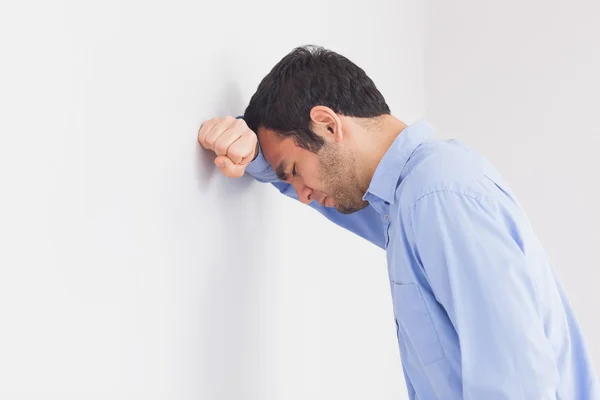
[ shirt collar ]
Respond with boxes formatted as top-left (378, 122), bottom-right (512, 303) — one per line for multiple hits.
top-left (363, 119), bottom-right (433, 205)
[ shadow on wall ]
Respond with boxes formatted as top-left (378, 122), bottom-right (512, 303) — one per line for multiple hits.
top-left (195, 79), bottom-right (269, 399)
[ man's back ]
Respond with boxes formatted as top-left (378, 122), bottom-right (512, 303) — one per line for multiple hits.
top-left (382, 126), bottom-right (599, 398)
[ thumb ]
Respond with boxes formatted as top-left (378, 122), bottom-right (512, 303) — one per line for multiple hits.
top-left (215, 156), bottom-right (246, 178)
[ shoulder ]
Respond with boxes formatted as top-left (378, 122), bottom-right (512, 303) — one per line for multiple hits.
top-left (395, 138), bottom-right (495, 212)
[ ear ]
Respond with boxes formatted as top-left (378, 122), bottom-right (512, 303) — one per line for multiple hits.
top-left (309, 106), bottom-right (344, 143)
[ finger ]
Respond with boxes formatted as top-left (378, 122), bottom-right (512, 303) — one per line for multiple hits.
top-left (213, 125), bottom-right (244, 158)
top-left (215, 156), bottom-right (245, 178)
top-left (198, 118), bottom-right (219, 149)
top-left (204, 116), bottom-right (236, 151)
top-left (238, 147), bottom-right (256, 166)
top-left (226, 130), bottom-right (257, 164)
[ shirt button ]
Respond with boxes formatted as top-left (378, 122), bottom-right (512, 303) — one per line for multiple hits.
top-left (384, 214), bottom-right (390, 221)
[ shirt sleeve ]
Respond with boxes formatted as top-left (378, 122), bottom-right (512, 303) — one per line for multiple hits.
top-left (245, 137), bottom-right (385, 249)
top-left (409, 190), bottom-right (558, 399)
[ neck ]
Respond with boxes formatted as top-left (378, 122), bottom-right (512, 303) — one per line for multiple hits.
top-left (357, 115), bottom-right (408, 193)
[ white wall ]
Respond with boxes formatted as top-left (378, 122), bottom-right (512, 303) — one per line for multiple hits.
top-left (7, 1), bottom-right (591, 398)
top-left (0, 1), bottom-right (423, 399)
top-left (424, 0), bottom-right (600, 368)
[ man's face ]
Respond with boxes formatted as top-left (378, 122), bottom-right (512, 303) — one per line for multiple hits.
top-left (257, 127), bottom-right (368, 214)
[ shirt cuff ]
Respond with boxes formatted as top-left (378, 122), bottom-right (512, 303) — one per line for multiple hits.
top-left (245, 143), bottom-right (272, 177)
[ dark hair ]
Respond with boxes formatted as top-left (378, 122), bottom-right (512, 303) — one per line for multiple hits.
top-left (243, 45), bottom-right (391, 153)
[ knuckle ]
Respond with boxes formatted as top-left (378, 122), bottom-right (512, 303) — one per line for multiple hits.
top-left (228, 145), bottom-right (241, 156)
top-left (214, 142), bottom-right (229, 155)
top-left (228, 149), bottom-right (242, 161)
top-left (234, 119), bottom-right (247, 130)
top-left (244, 128), bottom-right (257, 139)
top-left (198, 126), bottom-right (206, 139)
top-left (198, 135), bottom-right (208, 147)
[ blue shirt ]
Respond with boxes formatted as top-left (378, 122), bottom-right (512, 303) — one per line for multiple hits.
top-left (245, 119), bottom-right (599, 399)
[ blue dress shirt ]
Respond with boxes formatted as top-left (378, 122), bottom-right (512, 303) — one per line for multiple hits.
top-left (245, 119), bottom-right (599, 399)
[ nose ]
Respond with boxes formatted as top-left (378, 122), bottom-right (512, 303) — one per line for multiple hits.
top-left (293, 182), bottom-right (313, 204)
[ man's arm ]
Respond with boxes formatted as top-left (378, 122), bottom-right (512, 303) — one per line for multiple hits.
top-left (246, 134), bottom-right (385, 249)
top-left (198, 116), bottom-right (385, 248)
top-left (409, 190), bottom-right (558, 399)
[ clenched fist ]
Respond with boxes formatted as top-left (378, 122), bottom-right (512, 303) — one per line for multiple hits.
top-left (198, 116), bottom-right (259, 178)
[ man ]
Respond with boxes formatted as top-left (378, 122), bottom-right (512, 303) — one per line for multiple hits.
top-left (198, 45), bottom-right (598, 399)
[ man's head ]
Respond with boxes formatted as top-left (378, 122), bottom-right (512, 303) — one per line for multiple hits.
top-left (243, 45), bottom-right (392, 214)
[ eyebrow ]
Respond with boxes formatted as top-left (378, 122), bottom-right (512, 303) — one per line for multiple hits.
top-left (276, 160), bottom-right (290, 181)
